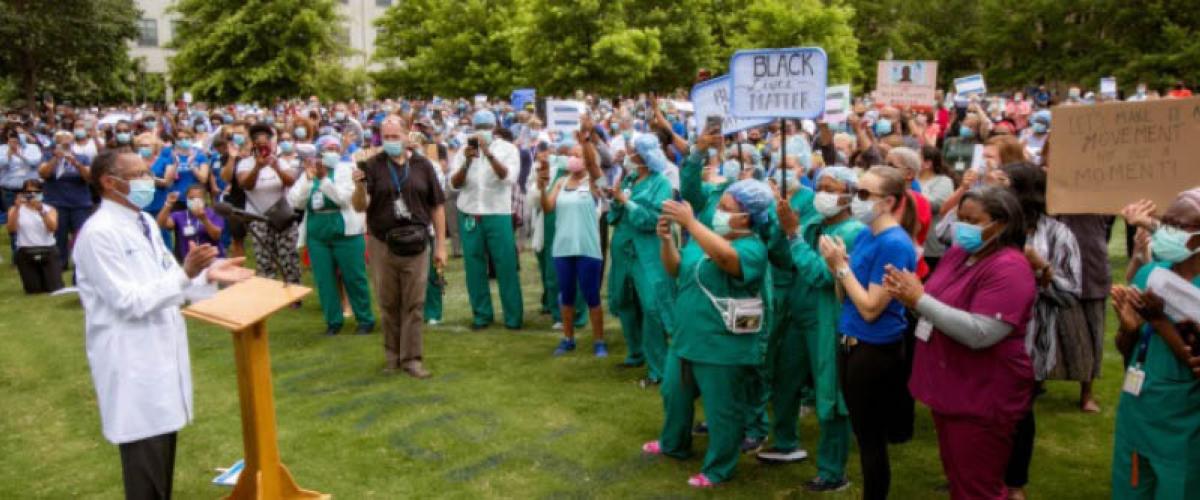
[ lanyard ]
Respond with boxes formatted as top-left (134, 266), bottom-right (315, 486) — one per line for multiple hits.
top-left (387, 159), bottom-right (409, 195)
top-left (1132, 329), bottom-right (1152, 367)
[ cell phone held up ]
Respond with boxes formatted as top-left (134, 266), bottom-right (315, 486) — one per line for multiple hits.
top-left (467, 137), bottom-right (479, 150)
top-left (705, 115), bottom-right (723, 134)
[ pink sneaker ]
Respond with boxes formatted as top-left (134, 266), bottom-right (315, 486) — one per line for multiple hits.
top-left (687, 473), bottom-right (715, 488)
top-left (641, 440), bottom-right (662, 455)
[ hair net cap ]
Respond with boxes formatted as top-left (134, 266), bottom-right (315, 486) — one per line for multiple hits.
top-left (1032, 110), bottom-right (1051, 126)
top-left (816, 166), bottom-right (858, 191)
top-left (472, 110), bottom-right (496, 127)
top-left (726, 179), bottom-right (774, 227)
top-left (633, 134), bottom-right (670, 174)
top-left (316, 135), bottom-right (341, 150)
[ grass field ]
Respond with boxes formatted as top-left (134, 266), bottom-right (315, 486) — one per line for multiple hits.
top-left (0, 229), bottom-right (1130, 499)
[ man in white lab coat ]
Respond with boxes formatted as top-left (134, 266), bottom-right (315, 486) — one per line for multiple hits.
top-left (73, 150), bottom-right (253, 499)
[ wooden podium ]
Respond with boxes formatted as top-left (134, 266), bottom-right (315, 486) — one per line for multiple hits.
top-left (184, 277), bottom-right (329, 499)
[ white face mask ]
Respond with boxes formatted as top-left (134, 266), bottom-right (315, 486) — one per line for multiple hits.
top-left (850, 197), bottom-right (878, 224)
top-left (712, 209), bottom-right (737, 236)
top-left (813, 192), bottom-right (845, 217)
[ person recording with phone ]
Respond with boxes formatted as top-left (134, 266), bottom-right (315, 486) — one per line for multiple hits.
top-left (448, 110), bottom-right (522, 330)
top-left (7, 179), bottom-right (62, 293)
top-left (235, 122), bottom-right (302, 287)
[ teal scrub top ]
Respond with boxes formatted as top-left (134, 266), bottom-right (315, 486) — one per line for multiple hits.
top-left (671, 235), bottom-right (768, 366)
top-left (551, 178), bottom-right (602, 259)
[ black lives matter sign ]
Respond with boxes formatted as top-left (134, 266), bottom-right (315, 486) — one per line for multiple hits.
top-left (729, 48), bottom-right (828, 120)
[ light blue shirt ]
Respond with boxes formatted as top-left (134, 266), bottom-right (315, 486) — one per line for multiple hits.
top-left (551, 179), bottom-right (602, 260)
top-left (0, 143), bottom-right (44, 190)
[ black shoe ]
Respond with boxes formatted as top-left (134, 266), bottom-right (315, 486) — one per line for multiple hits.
top-left (756, 447), bottom-right (809, 464)
top-left (740, 437), bottom-right (765, 454)
top-left (355, 323), bottom-right (375, 335)
top-left (692, 422), bottom-right (709, 435)
top-left (324, 325), bottom-right (342, 336)
top-left (504, 324), bottom-right (522, 331)
top-left (804, 477), bottom-right (851, 492)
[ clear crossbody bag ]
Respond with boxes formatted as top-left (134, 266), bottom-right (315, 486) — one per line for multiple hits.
top-left (693, 258), bottom-right (764, 335)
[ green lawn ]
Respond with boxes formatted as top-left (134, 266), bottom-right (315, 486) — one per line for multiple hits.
top-left (0, 229), bottom-right (1129, 499)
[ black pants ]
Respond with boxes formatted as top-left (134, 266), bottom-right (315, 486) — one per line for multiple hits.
top-left (1005, 385), bottom-right (1041, 488)
top-left (891, 313), bottom-right (919, 444)
top-left (15, 246), bottom-right (63, 294)
top-left (839, 339), bottom-right (906, 500)
top-left (119, 432), bottom-right (177, 500)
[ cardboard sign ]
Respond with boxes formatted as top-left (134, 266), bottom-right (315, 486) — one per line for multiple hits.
top-left (729, 47), bottom-right (828, 120)
top-left (1100, 77), bottom-right (1118, 98)
top-left (690, 76), bottom-right (771, 136)
top-left (875, 60), bottom-right (938, 108)
top-left (545, 100), bottom-right (587, 134)
top-left (823, 84), bottom-right (852, 124)
top-left (1047, 98), bottom-right (1200, 215)
top-left (511, 88), bottom-right (536, 110)
top-left (954, 74), bottom-right (987, 97)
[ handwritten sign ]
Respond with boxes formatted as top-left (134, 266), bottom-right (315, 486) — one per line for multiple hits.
top-left (690, 76), bottom-right (771, 136)
top-left (823, 84), bottom-right (852, 124)
top-left (1047, 98), bottom-right (1200, 214)
top-left (729, 47), bottom-right (828, 120)
top-left (545, 100), bottom-right (587, 135)
top-left (875, 60), bottom-right (938, 108)
top-left (954, 74), bottom-right (987, 97)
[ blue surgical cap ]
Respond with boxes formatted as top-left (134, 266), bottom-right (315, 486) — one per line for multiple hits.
top-left (1032, 109), bottom-right (1051, 126)
top-left (633, 134), bottom-right (669, 174)
top-left (472, 110), bottom-right (496, 127)
top-left (816, 166), bottom-right (858, 191)
top-left (316, 135), bottom-right (341, 150)
top-left (726, 179), bottom-right (774, 227)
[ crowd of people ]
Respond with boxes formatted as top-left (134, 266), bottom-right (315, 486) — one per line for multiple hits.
top-left (4, 78), bottom-right (1200, 499)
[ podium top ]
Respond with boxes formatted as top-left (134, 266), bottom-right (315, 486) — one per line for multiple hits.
top-left (183, 277), bottom-right (311, 331)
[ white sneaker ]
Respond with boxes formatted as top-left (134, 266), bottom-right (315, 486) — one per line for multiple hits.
top-left (756, 448), bottom-right (809, 464)
top-left (552, 322), bottom-right (563, 331)
top-left (427, 319), bottom-right (440, 326)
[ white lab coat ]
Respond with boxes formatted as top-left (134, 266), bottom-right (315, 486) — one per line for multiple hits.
top-left (73, 200), bottom-right (216, 444)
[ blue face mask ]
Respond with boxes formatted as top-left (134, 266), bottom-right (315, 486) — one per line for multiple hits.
top-left (1150, 225), bottom-right (1200, 263)
top-left (279, 141), bottom-right (294, 154)
top-left (115, 177), bottom-right (156, 209)
top-left (383, 140), bottom-right (405, 157)
top-left (232, 134), bottom-right (246, 146)
top-left (74, 129), bottom-right (87, 140)
top-left (959, 126), bottom-right (975, 139)
top-left (116, 132), bottom-right (131, 144)
top-left (322, 151), bottom-right (340, 168)
top-left (953, 222), bottom-right (991, 253)
top-left (874, 118), bottom-right (893, 137)
top-left (1032, 123), bottom-right (1048, 135)
top-left (196, 124), bottom-right (208, 133)
top-left (294, 127), bottom-right (308, 140)
top-left (223, 116), bottom-right (234, 125)
top-left (137, 147), bottom-right (154, 159)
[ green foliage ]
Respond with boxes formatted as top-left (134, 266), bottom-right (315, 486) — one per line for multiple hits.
top-left (169, 0), bottom-right (348, 103)
top-left (719, 0), bottom-right (861, 85)
top-left (0, 0), bottom-right (140, 108)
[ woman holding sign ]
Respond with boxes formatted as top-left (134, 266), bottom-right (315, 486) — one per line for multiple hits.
top-left (1110, 190), bottom-right (1200, 500)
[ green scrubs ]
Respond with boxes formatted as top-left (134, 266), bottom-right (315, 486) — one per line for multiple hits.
top-left (304, 176), bottom-right (374, 330)
top-left (1112, 262), bottom-right (1200, 499)
top-left (538, 169), bottom-right (588, 328)
top-left (659, 236), bottom-right (768, 483)
top-left (424, 251), bottom-right (442, 321)
top-left (607, 170), bottom-right (673, 377)
top-left (459, 211), bottom-right (523, 328)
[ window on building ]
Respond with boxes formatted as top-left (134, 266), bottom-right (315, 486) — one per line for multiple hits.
top-left (336, 25), bottom-right (351, 47)
top-left (376, 0), bottom-right (392, 6)
top-left (137, 19), bottom-right (158, 47)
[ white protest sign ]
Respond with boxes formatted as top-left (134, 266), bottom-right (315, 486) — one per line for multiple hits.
top-left (823, 84), bottom-right (852, 124)
top-left (954, 74), bottom-right (987, 97)
top-left (690, 76), bottom-right (771, 136)
top-left (1100, 77), bottom-right (1118, 98)
top-left (182, 92), bottom-right (194, 104)
top-left (729, 47), bottom-right (828, 120)
top-left (670, 100), bottom-right (694, 114)
top-left (875, 60), bottom-right (938, 108)
top-left (545, 100), bottom-right (587, 134)
top-left (474, 94), bottom-right (488, 107)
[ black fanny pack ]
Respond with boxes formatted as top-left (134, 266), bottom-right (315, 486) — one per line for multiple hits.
top-left (385, 224), bottom-right (428, 256)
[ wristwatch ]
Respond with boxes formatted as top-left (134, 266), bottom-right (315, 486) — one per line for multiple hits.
top-left (835, 266), bottom-right (852, 281)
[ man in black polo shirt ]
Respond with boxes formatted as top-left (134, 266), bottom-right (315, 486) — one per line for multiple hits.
top-left (352, 116), bottom-right (446, 379)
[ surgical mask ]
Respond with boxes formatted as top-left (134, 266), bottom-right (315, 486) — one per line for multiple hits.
top-left (712, 209), bottom-right (738, 236)
top-left (850, 197), bottom-right (878, 224)
top-left (74, 129), bottom-right (86, 140)
top-left (383, 140), bottom-right (405, 157)
top-left (265, 116), bottom-right (275, 125)
top-left (321, 151), bottom-right (340, 168)
top-left (116, 132), bottom-right (131, 144)
top-left (335, 111), bottom-right (346, 121)
top-left (232, 133), bottom-right (246, 146)
top-left (137, 147), bottom-right (154, 159)
top-left (1150, 225), bottom-right (1200, 264)
top-left (143, 121), bottom-right (156, 129)
top-left (813, 192), bottom-right (845, 217)
top-left (1032, 123), bottom-right (1048, 135)
top-left (28, 192), bottom-right (43, 203)
top-left (953, 222), bottom-right (989, 253)
top-left (195, 124), bottom-right (208, 133)
top-left (707, 148), bottom-right (718, 158)
top-left (177, 139), bottom-right (193, 150)
top-left (874, 118), bottom-right (893, 137)
top-left (187, 198), bottom-right (204, 212)
top-left (959, 126), bottom-right (975, 139)
top-left (478, 131), bottom-right (493, 142)
top-left (294, 127), bottom-right (308, 140)
top-left (622, 130), bottom-right (632, 142)
top-left (223, 116), bottom-right (234, 124)
top-left (117, 178), bottom-right (156, 209)
top-left (719, 160), bottom-right (742, 179)
top-left (279, 141), bottom-right (294, 154)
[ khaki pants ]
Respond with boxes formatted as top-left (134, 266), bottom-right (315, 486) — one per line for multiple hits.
top-left (368, 236), bottom-right (429, 368)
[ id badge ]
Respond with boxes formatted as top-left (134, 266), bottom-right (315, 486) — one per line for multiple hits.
top-left (394, 197), bottom-right (411, 219)
top-left (915, 318), bottom-right (933, 342)
top-left (1122, 366), bottom-right (1145, 396)
top-left (182, 225), bottom-right (196, 237)
top-left (311, 192), bottom-right (325, 211)
top-left (954, 161), bottom-right (965, 172)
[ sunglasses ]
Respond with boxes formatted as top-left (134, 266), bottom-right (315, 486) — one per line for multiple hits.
top-left (854, 189), bottom-right (886, 202)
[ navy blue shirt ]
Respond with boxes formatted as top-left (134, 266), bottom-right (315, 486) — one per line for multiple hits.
top-left (838, 225), bottom-right (917, 344)
top-left (42, 153), bottom-right (93, 209)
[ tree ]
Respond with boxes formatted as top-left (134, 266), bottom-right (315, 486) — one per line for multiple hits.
top-left (0, 0), bottom-right (139, 109)
top-left (621, 0), bottom-right (715, 92)
top-left (718, 0), bottom-right (861, 85)
top-left (169, 0), bottom-right (347, 102)
top-left (513, 0), bottom-right (628, 96)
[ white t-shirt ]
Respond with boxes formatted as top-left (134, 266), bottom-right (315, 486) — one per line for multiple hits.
top-left (16, 204), bottom-right (55, 247)
top-left (72, 139), bottom-right (99, 161)
top-left (236, 157), bottom-right (300, 215)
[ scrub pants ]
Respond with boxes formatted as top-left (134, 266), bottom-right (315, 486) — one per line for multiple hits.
top-left (934, 412), bottom-right (1019, 500)
top-left (1112, 439), bottom-right (1200, 499)
top-left (424, 250), bottom-right (443, 322)
top-left (306, 211), bottom-right (374, 330)
top-left (459, 212), bottom-right (523, 328)
top-left (613, 272), bottom-right (667, 382)
top-left (769, 309), bottom-right (811, 452)
top-left (659, 351), bottom-right (747, 483)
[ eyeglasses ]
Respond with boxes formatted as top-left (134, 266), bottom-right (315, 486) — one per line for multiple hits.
top-left (854, 189), bottom-right (885, 201)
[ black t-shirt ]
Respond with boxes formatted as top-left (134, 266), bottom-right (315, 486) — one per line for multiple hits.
top-left (361, 152), bottom-right (445, 237)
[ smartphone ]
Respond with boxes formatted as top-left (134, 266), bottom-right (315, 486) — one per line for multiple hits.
top-left (257, 144), bottom-right (271, 158)
top-left (467, 137), bottom-right (479, 150)
top-left (705, 115), bottom-right (723, 134)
